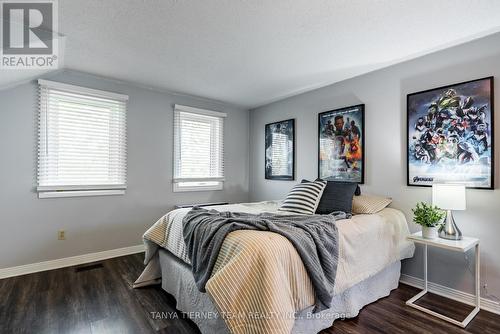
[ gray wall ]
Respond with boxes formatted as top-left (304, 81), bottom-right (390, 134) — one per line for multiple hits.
top-left (249, 32), bottom-right (500, 300)
top-left (0, 70), bottom-right (249, 268)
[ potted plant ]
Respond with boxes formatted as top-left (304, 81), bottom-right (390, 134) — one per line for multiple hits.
top-left (411, 202), bottom-right (445, 239)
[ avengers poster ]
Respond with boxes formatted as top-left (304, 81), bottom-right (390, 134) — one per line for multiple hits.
top-left (407, 77), bottom-right (494, 189)
top-left (318, 104), bottom-right (364, 183)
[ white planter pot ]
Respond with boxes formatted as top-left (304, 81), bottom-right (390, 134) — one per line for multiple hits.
top-left (422, 226), bottom-right (439, 239)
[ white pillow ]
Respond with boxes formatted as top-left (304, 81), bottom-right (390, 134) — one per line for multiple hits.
top-left (278, 180), bottom-right (327, 215)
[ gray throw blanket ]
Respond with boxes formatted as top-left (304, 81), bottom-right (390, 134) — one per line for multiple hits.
top-left (182, 207), bottom-right (348, 312)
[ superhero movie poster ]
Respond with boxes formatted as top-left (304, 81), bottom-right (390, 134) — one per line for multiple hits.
top-left (265, 119), bottom-right (295, 180)
top-left (318, 105), bottom-right (364, 183)
top-left (407, 77), bottom-right (494, 189)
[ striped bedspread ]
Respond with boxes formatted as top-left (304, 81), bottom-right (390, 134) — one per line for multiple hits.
top-left (183, 207), bottom-right (348, 313)
top-left (135, 201), bottom-right (415, 334)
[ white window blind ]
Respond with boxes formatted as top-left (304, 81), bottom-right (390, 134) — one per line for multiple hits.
top-left (173, 105), bottom-right (226, 192)
top-left (37, 79), bottom-right (128, 198)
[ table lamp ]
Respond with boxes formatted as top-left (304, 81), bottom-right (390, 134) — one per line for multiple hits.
top-left (432, 184), bottom-right (466, 240)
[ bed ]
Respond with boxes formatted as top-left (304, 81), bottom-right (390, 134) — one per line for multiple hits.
top-left (134, 201), bottom-right (415, 334)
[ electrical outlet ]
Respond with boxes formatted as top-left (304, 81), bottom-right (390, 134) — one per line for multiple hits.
top-left (58, 230), bottom-right (66, 240)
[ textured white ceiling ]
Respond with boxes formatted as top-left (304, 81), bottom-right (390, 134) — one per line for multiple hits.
top-left (3, 1), bottom-right (500, 108)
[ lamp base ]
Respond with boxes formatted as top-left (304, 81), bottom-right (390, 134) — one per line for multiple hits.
top-left (439, 210), bottom-right (462, 240)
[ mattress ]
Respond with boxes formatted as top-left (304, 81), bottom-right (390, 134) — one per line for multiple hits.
top-left (149, 200), bottom-right (414, 295)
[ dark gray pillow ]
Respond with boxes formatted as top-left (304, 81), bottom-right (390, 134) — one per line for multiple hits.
top-left (302, 180), bottom-right (359, 214)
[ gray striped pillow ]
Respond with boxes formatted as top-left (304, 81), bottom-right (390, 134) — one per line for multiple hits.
top-left (278, 180), bottom-right (327, 214)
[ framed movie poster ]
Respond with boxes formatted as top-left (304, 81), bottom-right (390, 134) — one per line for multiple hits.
top-left (407, 77), bottom-right (494, 189)
top-left (265, 119), bottom-right (295, 180)
top-left (318, 104), bottom-right (364, 183)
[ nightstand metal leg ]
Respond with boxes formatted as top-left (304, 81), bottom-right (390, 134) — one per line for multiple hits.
top-left (424, 244), bottom-right (428, 292)
top-left (476, 244), bottom-right (480, 307)
top-left (461, 244), bottom-right (481, 327)
top-left (405, 242), bottom-right (481, 328)
top-left (405, 243), bottom-right (429, 305)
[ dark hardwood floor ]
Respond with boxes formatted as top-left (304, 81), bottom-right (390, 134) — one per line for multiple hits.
top-left (1, 254), bottom-right (499, 334)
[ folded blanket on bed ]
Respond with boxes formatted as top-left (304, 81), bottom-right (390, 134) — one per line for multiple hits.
top-left (183, 207), bottom-right (346, 312)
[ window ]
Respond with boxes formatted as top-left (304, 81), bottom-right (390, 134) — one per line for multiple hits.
top-left (37, 79), bottom-right (128, 198)
top-left (173, 105), bottom-right (226, 192)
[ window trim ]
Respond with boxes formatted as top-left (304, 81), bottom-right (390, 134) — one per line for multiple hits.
top-left (38, 79), bottom-right (129, 102)
top-left (173, 181), bottom-right (223, 193)
top-left (37, 79), bottom-right (128, 198)
top-left (172, 104), bottom-right (226, 192)
top-left (38, 189), bottom-right (125, 199)
top-left (37, 184), bottom-right (127, 192)
top-left (173, 104), bottom-right (227, 118)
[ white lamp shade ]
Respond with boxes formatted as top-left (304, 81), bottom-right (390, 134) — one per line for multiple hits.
top-left (432, 184), bottom-right (466, 210)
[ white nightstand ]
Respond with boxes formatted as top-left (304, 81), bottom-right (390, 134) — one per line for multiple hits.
top-left (405, 232), bottom-right (480, 328)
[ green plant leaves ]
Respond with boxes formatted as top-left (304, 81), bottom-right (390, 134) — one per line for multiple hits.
top-left (411, 202), bottom-right (445, 227)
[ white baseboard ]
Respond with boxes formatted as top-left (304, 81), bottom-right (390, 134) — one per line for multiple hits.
top-left (400, 274), bottom-right (500, 315)
top-left (0, 244), bottom-right (144, 279)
